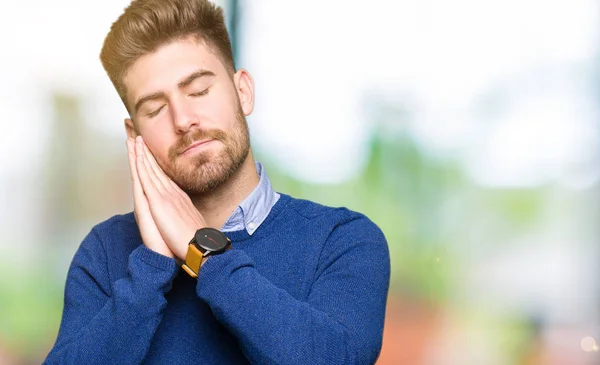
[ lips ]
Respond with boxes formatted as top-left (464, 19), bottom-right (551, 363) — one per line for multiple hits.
top-left (181, 139), bottom-right (214, 155)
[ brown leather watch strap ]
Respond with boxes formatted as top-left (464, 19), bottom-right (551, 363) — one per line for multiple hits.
top-left (181, 244), bottom-right (204, 278)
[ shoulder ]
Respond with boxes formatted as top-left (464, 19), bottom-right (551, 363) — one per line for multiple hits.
top-left (283, 196), bottom-right (390, 285)
top-left (64, 213), bottom-right (139, 297)
top-left (79, 212), bottom-right (140, 259)
top-left (93, 210), bottom-right (140, 248)
top-left (92, 211), bottom-right (137, 236)
top-left (282, 194), bottom-right (387, 245)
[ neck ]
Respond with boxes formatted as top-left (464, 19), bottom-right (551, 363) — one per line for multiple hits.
top-left (189, 151), bottom-right (259, 229)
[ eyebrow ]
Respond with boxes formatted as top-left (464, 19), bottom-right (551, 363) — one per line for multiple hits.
top-left (133, 69), bottom-right (216, 114)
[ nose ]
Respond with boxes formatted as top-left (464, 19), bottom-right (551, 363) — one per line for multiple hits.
top-left (171, 96), bottom-right (200, 134)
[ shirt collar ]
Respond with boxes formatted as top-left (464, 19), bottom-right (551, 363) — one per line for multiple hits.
top-left (220, 162), bottom-right (280, 235)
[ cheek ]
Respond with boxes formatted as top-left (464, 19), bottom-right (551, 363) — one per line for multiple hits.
top-left (205, 86), bottom-right (241, 129)
top-left (217, 102), bottom-right (242, 132)
top-left (141, 127), bottom-right (174, 163)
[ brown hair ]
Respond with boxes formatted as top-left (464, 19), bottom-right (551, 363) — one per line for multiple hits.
top-left (100, 0), bottom-right (235, 110)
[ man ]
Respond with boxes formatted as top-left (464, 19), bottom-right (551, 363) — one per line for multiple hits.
top-left (44, 0), bottom-right (390, 364)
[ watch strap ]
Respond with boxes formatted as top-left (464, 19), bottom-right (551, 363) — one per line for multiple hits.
top-left (182, 244), bottom-right (204, 278)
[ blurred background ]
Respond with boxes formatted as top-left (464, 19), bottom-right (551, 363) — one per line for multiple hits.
top-left (1, 0), bottom-right (599, 364)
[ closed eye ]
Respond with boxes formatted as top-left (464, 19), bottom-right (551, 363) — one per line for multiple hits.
top-left (190, 88), bottom-right (209, 97)
top-left (146, 105), bottom-right (165, 118)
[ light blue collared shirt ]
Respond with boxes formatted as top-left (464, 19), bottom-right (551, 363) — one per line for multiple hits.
top-left (220, 162), bottom-right (280, 235)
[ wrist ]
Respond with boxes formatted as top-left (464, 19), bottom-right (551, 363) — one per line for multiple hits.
top-left (147, 245), bottom-right (176, 260)
top-left (181, 228), bottom-right (231, 278)
top-left (174, 227), bottom-right (202, 261)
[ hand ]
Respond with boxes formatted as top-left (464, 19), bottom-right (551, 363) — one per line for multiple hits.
top-left (126, 138), bottom-right (174, 259)
top-left (134, 136), bottom-right (207, 261)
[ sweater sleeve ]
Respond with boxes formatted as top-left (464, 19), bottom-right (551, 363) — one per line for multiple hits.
top-left (196, 216), bottom-right (391, 365)
top-left (44, 228), bottom-right (179, 365)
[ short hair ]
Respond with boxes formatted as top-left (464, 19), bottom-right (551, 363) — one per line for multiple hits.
top-left (100, 0), bottom-right (235, 110)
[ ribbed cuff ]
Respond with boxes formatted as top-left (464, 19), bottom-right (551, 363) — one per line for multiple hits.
top-left (130, 245), bottom-right (179, 276)
top-left (196, 249), bottom-right (254, 302)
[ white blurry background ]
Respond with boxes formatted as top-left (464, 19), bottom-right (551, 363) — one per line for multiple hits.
top-left (0, 1), bottom-right (599, 364)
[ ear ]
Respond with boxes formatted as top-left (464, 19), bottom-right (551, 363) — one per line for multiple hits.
top-left (233, 68), bottom-right (255, 116)
top-left (124, 118), bottom-right (139, 139)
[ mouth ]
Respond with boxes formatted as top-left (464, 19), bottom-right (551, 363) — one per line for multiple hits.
top-left (181, 139), bottom-right (215, 155)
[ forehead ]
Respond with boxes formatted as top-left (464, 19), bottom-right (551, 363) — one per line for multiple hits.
top-left (123, 38), bottom-right (224, 106)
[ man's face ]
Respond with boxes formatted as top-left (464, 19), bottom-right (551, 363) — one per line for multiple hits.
top-left (123, 37), bottom-right (253, 195)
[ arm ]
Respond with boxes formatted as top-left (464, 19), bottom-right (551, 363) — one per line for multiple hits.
top-left (44, 228), bottom-right (178, 365)
top-left (197, 217), bottom-right (391, 365)
top-left (127, 137), bottom-right (390, 362)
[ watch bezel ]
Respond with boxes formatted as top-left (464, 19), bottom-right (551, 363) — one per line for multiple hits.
top-left (192, 227), bottom-right (230, 255)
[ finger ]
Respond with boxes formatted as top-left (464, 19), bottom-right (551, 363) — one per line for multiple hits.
top-left (137, 136), bottom-right (168, 193)
top-left (127, 138), bottom-right (143, 199)
top-left (140, 138), bottom-right (190, 196)
top-left (140, 137), bottom-right (176, 190)
top-left (127, 138), bottom-right (150, 214)
top-left (139, 137), bottom-right (188, 201)
top-left (135, 136), bottom-right (165, 196)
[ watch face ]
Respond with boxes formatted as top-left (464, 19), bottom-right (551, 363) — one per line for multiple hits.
top-left (194, 228), bottom-right (230, 253)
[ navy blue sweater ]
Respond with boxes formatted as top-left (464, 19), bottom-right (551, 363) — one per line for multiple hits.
top-left (44, 194), bottom-right (390, 364)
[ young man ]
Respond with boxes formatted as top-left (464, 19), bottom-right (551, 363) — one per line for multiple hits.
top-left (44, 0), bottom-right (390, 364)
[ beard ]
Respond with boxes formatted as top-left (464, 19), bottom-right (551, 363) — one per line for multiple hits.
top-left (163, 104), bottom-right (250, 195)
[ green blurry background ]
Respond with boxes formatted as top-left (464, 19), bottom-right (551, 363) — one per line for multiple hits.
top-left (1, 1), bottom-right (599, 364)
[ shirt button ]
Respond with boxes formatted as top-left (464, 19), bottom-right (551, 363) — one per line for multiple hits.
top-left (247, 222), bottom-right (256, 230)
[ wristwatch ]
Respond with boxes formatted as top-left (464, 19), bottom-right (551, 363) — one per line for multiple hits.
top-left (181, 227), bottom-right (231, 278)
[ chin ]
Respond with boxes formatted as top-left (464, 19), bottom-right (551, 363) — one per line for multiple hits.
top-left (171, 158), bottom-right (235, 195)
